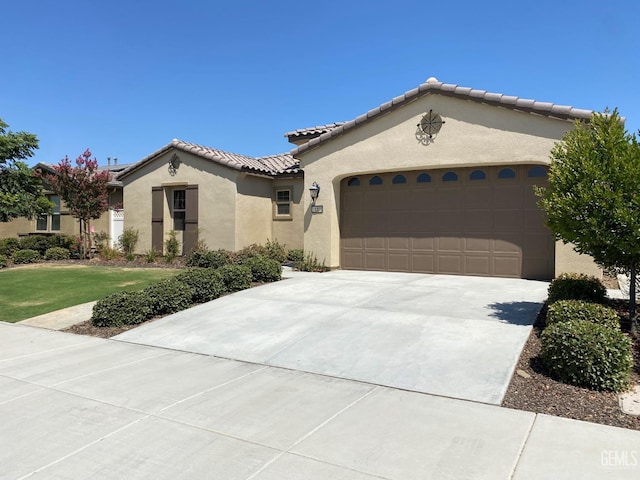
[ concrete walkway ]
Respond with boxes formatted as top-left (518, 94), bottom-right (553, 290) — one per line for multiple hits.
top-left (1, 321), bottom-right (639, 479)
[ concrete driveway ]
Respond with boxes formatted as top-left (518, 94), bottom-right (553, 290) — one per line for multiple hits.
top-left (116, 270), bottom-right (549, 405)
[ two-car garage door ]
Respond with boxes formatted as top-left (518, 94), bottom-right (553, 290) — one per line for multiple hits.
top-left (340, 165), bottom-right (554, 279)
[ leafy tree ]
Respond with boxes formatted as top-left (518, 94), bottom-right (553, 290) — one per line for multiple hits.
top-left (0, 118), bottom-right (52, 221)
top-left (536, 109), bottom-right (640, 333)
top-left (44, 149), bottom-right (111, 257)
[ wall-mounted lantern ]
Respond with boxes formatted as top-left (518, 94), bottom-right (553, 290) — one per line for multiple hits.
top-left (309, 182), bottom-right (320, 205)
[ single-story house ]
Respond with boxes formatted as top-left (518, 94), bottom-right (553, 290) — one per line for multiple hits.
top-left (0, 161), bottom-right (128, 248)
top-left (117, 77), bottom-right (600, 280)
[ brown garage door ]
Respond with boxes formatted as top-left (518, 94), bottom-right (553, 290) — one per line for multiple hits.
top-left (340, 165), bottom-right (554, 279)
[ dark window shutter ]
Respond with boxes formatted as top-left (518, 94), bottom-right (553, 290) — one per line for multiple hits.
top-left (183, 185), bottom-right (198, 254)
top-left (151, 187), bottom-right (164, 252)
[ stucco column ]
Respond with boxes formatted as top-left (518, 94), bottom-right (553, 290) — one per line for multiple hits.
top-left (303, 175), bottom-right (341, 268)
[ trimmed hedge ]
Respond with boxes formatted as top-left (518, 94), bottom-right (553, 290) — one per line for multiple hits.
top-left (186, 249), bottom-right (232, 269)
top-left (547, 273), bottom-right (607, 305)
top-left (44, 247), bottom-right (71, 260)
top-left (12, 249), bottom-right (40, 264)
top-left (286, 248), bottom-right (304, 264)
top-left (142, 278), bottom-right (193, 316)
top-left (175, 268), bottom-right (225, 303)
top-left (242, 255), bottom-right (282, 282)
top-left (92, 291), bottom-right (152, 327)
top-left (546, 300), bottom-right (620, 330)
top-left (0, 237), bottom-right (20, 257)
top-left (0, 254), bottom-right (7, 269)
top-left (541, 319), bottom-right (633, 392)
top-left (216, 264), bottom-right (252, 292)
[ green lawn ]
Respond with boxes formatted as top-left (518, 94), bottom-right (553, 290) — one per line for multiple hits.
top-left (0, 265), bottom-right (180, 322)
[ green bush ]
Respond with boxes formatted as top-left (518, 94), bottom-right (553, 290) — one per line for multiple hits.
top-left (216, 264), bottom-right (252, 292)
top-left (143, 249), bottom-right (160, 263)
top-left (0, 237), bottom-right (20, 256)
top-left (100, 246), bottom-right (121, 261)
top-left (92, 291), bottom-right (152, 327)
top-left (44, 247), bottom-right (71, 260)
top-left (235, 243), bottom-right (268, 263)
top-left (287, 248), bottom-right (304, 263)
top-left (186, 249), bottom-right (232, 269)
top-left (264, 239), bottom-right (287, 263)
top-left (547, 273), bottom-right (607, 304)
top-left (142, 278), bottom-right (193, 316)
top-left (541, 319), bottom-right (633, 392)
top-left (165, 230), bottom-right (180, 262)
top-left (20, 235), bottom-right (55, 255)
top-left (119, 227), bottom-right (139, 256)
top-left (546, 300), bottom-right (620, 329)
top-left (243, 255), bottom-right (282, 282)
top-left (296, 252), bottom-right (330, 272)
top-left (0, 254), bottom-right (8, 268)
top-left (175, 268), bottom-right (225, 303)
top-left (12, 249), bottom-right (41, 264)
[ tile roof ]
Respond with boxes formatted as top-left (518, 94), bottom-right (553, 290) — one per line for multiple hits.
top-left (117, 139), bottom-right (300, 180)
top-left (34, 162), bottom-right (131, 187)
top-left (291, 77), bottom-right (596, 156)
top-left (284, 122), bottom-right (345, 140)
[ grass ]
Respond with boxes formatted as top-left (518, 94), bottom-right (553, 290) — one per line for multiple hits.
top-left (0, 265), bottom-right (179, 322)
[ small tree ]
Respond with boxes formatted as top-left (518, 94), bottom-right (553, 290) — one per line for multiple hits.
top-left (0, 118), bottom-right (52, 221)
top-left (45, 149), bottom-right (110, 258)
top-left (536, 109), bottom-right (640, 334)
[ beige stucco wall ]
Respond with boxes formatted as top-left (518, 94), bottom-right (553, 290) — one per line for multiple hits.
top-left (554, 242), bottom-right (602, 278)
top-left (272, 177), bottom-right (304, 250)
top-left (0, 218), bottom-right (32, 238)
top-left (123, 150), bottom-right (238, 254)
top-left (235, 174), bottom-right (273, 247)
top-left (298, 93), bottom-right (596, 275)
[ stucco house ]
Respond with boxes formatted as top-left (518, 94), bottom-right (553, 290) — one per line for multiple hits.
top-left (0, 162), bottom-right (128, 247)
top-left (115, 77), bottom-right (601, 279)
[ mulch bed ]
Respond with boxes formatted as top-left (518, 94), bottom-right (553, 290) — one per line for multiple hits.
top-left (502, 302), bottom-right (640, 431)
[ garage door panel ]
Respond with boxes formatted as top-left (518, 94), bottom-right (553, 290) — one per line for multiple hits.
top-left (343, 190), bottom-right (365, 210)
top-left (464, 211), bottom-right (492, 233)
top-left (388, 253), bottom-right (410, 271)
top-left (412, 254), bottom-right (435, 273)
top-left (464, 187), bottom-right (492, 209)
top-left (524, 233), bottom-right (552, 256)
top-left (494, 256), bottom-right (521, 277)
top-left (389, 190), bottom-right (412, 209)
top-left (364, 235), bottom-right (386, 249)
top-left (388, 235), bottom-right (410, 250)
top-left (411, 211), bottom-right (437, 231)
top-left (365, 252), bottom-right (386, 270)
top-left (439, 236), bottom-right (462, 252)
top-left (524, 209), bottom-right (546, 230)
top-left (342, 211), bottom-right (364, 231)
top-left (494, 235), bottom-right (522, 254)
top-left (437, 188), bottom-right (463, 208)
top-left (365, 191), bottom-right (388, 209)
top-left (494, 186), bottom-right (522, 206)
top-left (413, 236), bottom-right (435, 251)
top-left (438, 211), bottom-right (464, 231)
top-left (466, 237), bottom-right (491, 253)
top-left (494, 210), bottom-right (522, 232)
top-left (342, 236), bottom-right (363, 249)
top-left (343, 251), bottom-right (364, 269)
top-left (411, 189), bottom-right (437, 207)
top-left (466, 256), bottom-right (491, 276)
top-left (438, 255), bottom-right (463, 274)
top-left (364, 212), bottom-right (385, 230)
top-left (388, 212), bottom-right (410, 232)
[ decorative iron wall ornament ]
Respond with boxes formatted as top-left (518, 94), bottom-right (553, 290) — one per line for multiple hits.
top-left (168, 153), bottom-right (181, 176)
top-left (415, 109), bottom-right (445, 145)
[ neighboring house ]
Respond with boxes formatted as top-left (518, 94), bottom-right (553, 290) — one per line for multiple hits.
top-left (0, 161), bottom-right (129, 248)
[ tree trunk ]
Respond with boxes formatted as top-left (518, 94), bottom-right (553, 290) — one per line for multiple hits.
top-left (631, 264), bottom-right (638, 336)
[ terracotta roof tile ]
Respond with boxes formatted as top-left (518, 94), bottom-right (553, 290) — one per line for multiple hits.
top-left (291, 78), bottom-right (597, 157)
top-left (117, 139), bottom-right (299, 180)
top-left (284, 122), bottom-right (345, 139)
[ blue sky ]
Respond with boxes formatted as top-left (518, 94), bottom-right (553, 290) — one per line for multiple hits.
top-left (2, 0), bottom-right (638, 167)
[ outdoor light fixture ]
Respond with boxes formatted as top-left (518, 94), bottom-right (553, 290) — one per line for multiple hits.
top-left (309, 182), bottom-right (320, 205)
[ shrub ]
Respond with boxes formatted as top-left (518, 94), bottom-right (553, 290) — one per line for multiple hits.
top-left (165, 230), bottom-right (180, 262)
top-left (546, 300), bottom-right (620, 330)
top-left (0, 254), bottom-right (7, 268)
top-left (12, 249), bottom-right (41, 264)
top-left (175, 268), bottom-right (225, 303)
top-left (100, 246), bottom-right (121, 261)
top-left (0, 237), bottom-right (21, 256)
top-left (92, 291), bottom-right (152, 327)
top-left (20, 235), bottom-right (55, 255)
top-left (264, 239), bottom-right (287, 263)
top-left (541, 319), bottom-right (633, 392)
top-left (547, 273), bottom-right (607, 305)
top-left (50, 234), bottom-right (76, 251)
top-left (186, 249), bottom-right (232, 269)
top-left (142, 278), bottom-right (193, 316)
top-left (93, 231), bottom-right (110, 253)
top-left (143, 249), bottom-right (160, 263)
top-left (216, 264), bottom-right (252, 292)
top-left (119, 227), bottom-right (139, 256)
top-left (235, 243), bottom-right (268, 263)
top-left (44, 247), bottom-right (71, 260)
top-left (243, 255), bottom-right (282, 282)
top-left (296, 252), bottom-right (330, 272)
top-left (287, 248), bottom-right (304, 264)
